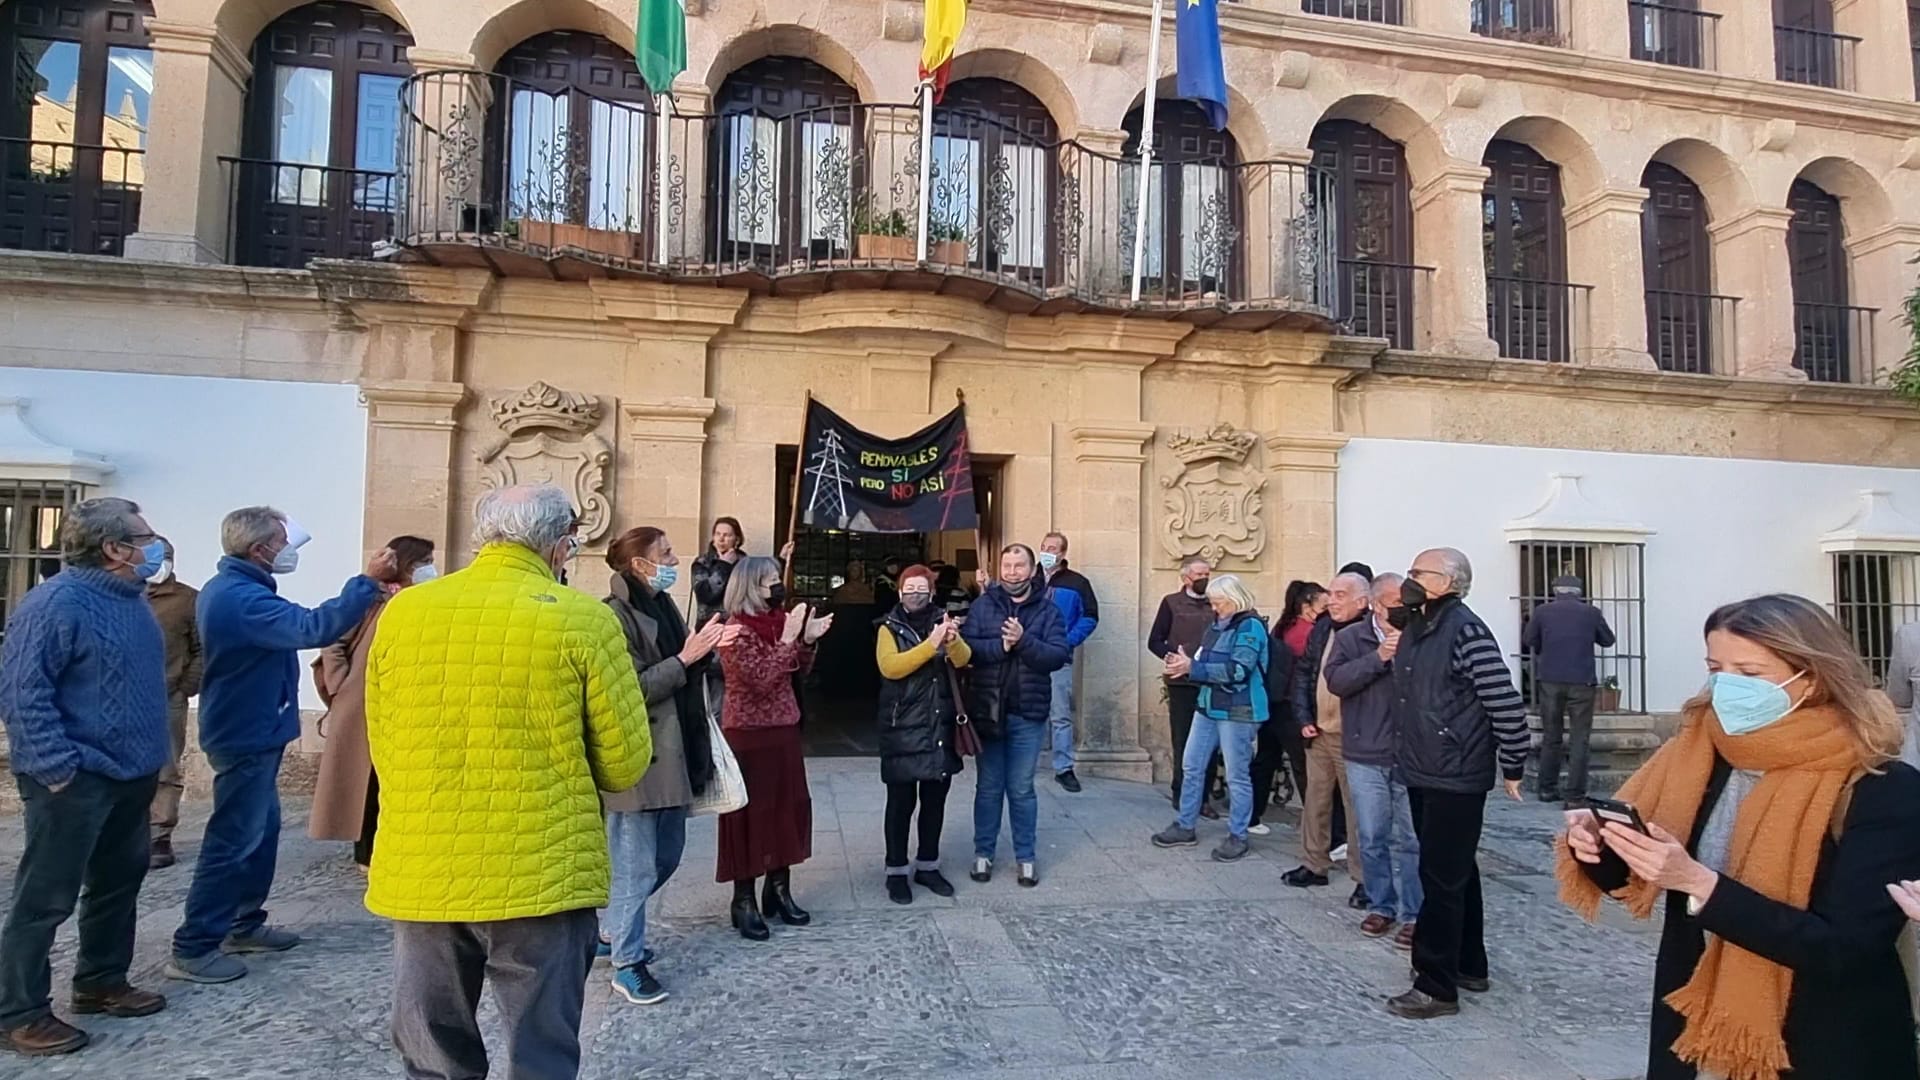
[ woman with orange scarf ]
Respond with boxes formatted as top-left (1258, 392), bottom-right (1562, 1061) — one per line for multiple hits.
top-left (1559, 594), bottom-right (1920, 1080)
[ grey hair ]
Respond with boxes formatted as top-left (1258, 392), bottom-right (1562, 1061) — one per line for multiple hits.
top-left (1423, 547), bottom-right (1475, 598)
top-left (1205, 573), bottom-right (1256, 614)
top-left (1180, 555), bottom-right (1212, 573)
top-left (1371, 572), bottom-right (1404, 601)
top-left (1330, 571), bottom-right (1371, 595)
top-left (723, 555), bottom-right (783, 616)
top-left (61, 497), bottom-right (144, 568)
top-left (221, 506), bottom-right (287, 558)
top-left (473, 485), bottom-right (576, 554)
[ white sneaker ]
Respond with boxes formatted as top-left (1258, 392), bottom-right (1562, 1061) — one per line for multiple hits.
top-left (1248, 823), bottom-right (1272, 837)
top-left (1330, 843), bottom-right (1349, 862)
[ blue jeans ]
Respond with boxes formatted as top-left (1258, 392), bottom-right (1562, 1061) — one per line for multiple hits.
top-left (1346, 761), bottom-right (1422, 922)
top-left (1176, 715), bottom-right (1256, 838)
top-left (1046, 663), bottom-right (1076, 773)
top-left (974, 715), bottom-right (1044, 863)
top-left (173, 747), bottom-right (284, 959)
top-left (602, 807), bottom-right (688, 969)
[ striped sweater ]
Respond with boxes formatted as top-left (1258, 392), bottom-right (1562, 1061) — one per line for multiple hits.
top-left (1450, 618), bottom-right (1530, 780)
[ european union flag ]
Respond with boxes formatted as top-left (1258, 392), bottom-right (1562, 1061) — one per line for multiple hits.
top-left (1175, 0), bottom-right (1228, 131)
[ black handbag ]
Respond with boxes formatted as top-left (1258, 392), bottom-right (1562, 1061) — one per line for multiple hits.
top-left (943, 661), bottom-right (983, 757)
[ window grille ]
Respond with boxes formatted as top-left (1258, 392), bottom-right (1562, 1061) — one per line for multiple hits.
top-left (0, 480), bottom-right (84, 643)
top-left (1831, 551), bottom-right (1920, 686)
top-left (1513, 540), bottom-right (1647, 713)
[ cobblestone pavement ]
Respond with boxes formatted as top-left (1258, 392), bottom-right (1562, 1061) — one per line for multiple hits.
top-left (0, 759), bottom-right (1655, 1079)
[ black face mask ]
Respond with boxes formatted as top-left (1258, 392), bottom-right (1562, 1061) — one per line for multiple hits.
top-left (767, 584), bottom-right (787, 609)
top-left (1400, 577), bottom-right (1429, 611)
top-left (1004, 577), bottom-right (1032, 599)
top-left (1189, 577), bottom-right (1210, 597)
top-left (1385, 605), bottom-right (1412, 630)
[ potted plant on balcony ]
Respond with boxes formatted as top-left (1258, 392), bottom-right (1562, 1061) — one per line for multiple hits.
top-left (1596, 674), bottom-right (1621, 713)
top-left (853, 198), bottom-right (914, 262)
top-left (511, 136), bottom-right (641, 260)
top-left (926, 216), bottom-right (971, 268)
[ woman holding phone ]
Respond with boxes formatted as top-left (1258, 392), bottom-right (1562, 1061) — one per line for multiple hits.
top-left (1559, 594), bottom-right (1920, 1080)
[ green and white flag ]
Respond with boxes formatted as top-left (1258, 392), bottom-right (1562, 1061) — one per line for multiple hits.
top-left (635, 0), bottom-right (687, 95)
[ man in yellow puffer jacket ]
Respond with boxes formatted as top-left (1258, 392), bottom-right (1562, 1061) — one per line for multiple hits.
top-left (364, 484), bottom-right (650, 1080)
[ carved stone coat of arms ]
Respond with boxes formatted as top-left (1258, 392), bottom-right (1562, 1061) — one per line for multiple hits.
top-left (476, 381), bottom-right (614, 542)
top-left (1159, 423), bottom-right (1266, 565)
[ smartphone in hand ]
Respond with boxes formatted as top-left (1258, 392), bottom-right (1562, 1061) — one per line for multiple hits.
top-left (1587, 796), bottom-right (1649, 835)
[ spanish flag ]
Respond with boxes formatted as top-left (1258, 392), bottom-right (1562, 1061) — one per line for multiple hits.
top-left (919, 0), bottom-right (966, 101)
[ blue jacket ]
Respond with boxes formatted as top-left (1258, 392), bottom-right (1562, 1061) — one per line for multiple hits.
top-left (197, 556), bottom-right (381, 758)
top-left (0, 568), bottom-right (169, 787)
top-left (1192, 612), bottom-right (1270, 725)
top-left (961, 582), bottom-right (1071, 727)
top-left (1046, 565), bottom-right (1099, 651)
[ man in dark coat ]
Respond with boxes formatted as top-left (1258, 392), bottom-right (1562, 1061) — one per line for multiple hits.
top-left (960, 544), bottom-right (1070, 888)
top-left (1149, 557), bottom-right (1217, 809)
top-left (144, 537), bottom-right (203, 871)
top-left (1522, 574), bottom-right (1616, 805)
top-left (1386, 547), bottom-right (1528, 1021)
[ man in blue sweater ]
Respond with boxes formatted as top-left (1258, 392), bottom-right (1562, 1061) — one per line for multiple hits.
top-left (167, 507), bottom-right (395, 985)
top-left (1039, 532), bottom-right (1098, 793)
top-left (0, 497), bottom-right (172, 1056)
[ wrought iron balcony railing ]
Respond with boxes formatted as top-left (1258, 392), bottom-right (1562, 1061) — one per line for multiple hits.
top-left (222, 157), bottom-right (398, 268)
top-left (1793, 300), bottom-right (1876, 383)
top-left (1775, 25), bottom-right (1858, 90)
top-left (1301, 0), bottom-right (1405, 25)
top-left (1472, 0), bottom-right (1568, 46)
top-left (1336, 259), bottom-right (1432, 350)
top-left (392, 71), bottom-right (1336, 321)
top-left (1629, 1), bottom-right (1719, 70)
top-left (0, 137), bottom-right (143, 256)
top-left (1487, 274), bottom-right (1591, 363)
top-left (1644, 288), bottom-right (1737, 375)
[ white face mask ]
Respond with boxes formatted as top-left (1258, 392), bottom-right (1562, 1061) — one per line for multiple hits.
top-left (410, 563), bottom-right (438, 584)
top-left (147, 560), bottom-right (173, 585)
top-left (268, 519), bottom-right (311, 575)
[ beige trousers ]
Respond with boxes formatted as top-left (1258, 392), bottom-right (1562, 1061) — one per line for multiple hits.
top-left (1301, 730), bottom-right (1363, 881)
top-left (149, 694), bottom-right (187, 840)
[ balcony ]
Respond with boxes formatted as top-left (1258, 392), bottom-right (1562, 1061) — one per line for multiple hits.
top-left (1336, 259), bottom-right (1431, 349)
top-left (1472, 0), bottom-right (1568, 46)
top-left (389, 72), bottom-right (1336, 329)
top-left (1301, 0), bottom-right (1405, 24)
top-left (1644, 288), bottom-right (1736, 374)
top-left (1629, 1), bottom-right (1719, 70)
top-left (1775, 25), bottom-right (1858, 90)
top-left (1793, 300), bottom-right (1875, 383)
top-left (1487, 275), bottom-right (1591, 362)
top-left (0, 137), bottom-right (143, 256)
top-left (222, 157), bottom-right (398, 268)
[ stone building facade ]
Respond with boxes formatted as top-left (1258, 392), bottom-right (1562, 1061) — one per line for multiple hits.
top-left (5, 0), bottom-right (1920, 788)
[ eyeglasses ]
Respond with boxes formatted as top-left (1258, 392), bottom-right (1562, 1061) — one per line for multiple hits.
top-left (119, 531), bottom-right (158, 545)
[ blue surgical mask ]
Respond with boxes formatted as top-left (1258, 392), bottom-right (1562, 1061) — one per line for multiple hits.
top-left (1038, 551), bottom-right (1059, 571)
top-left (132, 539), bottom-right (167, 581)
top-left (649, 563), bottom-right (678, 592)
top-left (1711, 671), bottom-right (1808, 735)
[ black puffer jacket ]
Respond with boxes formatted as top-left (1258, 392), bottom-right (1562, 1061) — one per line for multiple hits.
top-left (1289, 611), bottom-right (1363, 732)
top-left (876, 612), bottom-right (966, 784)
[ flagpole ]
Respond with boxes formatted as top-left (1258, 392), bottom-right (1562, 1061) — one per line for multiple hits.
top-left (1129, 0), bottom-right (1166, 303)
top-left (915, 80), bottom-right (934, 263)
top-left (654, 93), bottom-right (673, 264)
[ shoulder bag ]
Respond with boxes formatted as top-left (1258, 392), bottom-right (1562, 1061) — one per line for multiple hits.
top-left (943, 659), bottom-right (983, 757)
top-left (689, 669), bottom-right (749, 817)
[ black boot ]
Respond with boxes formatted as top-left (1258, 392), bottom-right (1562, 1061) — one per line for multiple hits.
top-left (731, 879), bottom-right (770, 941)
top-left (762, 867), bottom-right (811, 926)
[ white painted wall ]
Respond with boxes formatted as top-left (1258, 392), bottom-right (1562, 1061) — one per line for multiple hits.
top-left (2, 367), bottom-right (366, 708)
top-left (1336, 437), bottom-right (1920, 713)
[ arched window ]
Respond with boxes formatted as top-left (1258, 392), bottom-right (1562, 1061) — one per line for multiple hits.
top-left (1311, 119), bottom-right (1413, 347)
top-left (237, 1), bottom-right (411, 266)
top-left (929, 78), bottom-right (1057, 283)
top-left (711, 56), bottom-right (858, 266)
top-left (0, 0), bottom-right (151, 254)
top-left (1122, 99), bottom-right (1239, 301)
top-left (1482, 138), bottom-right (1568, 361)
top-left (1788, 177), bottom-right (1852, 381)
top-left (488, 30), bottom-right (650, 236)
top-left (1640, 161), bottom-right (1714, 373)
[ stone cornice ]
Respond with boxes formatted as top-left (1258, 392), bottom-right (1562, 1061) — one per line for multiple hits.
top-left (588, 279), bottom-right (751, 332)
top-left (1411, 165), bottom-right (1491, 210)
top-left (359, 380), bottom-right (466, 430)
top-left (1263, 432), bottom-right (1349, 473)
top-left (1563, 188), bottom-right (1649, 230)
top-left (1005, 315), bottom-right (1193, 362)
top-left (1365, 350), bottom-right (1920, 420)
top-left (0, 250), bottom-right (326, 310)
top-left (623, 398), bottom-right (719, 444)
top-left (1707, 206), bottom-right (1796, 242)
top-left (1848, 223), bottom-right (1920, 259)
top-left (1069, 422), bottom-right (1157, 464)
top-left (976, 0), bottom-right (1920, 140)
top-left (145, 20), bottom-right (250, 87)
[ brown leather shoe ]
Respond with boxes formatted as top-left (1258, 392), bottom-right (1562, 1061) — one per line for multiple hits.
top-left (3, 1015), bottom-right (89, 1056)
top-left (71, 984), bottom-right (166, 1018)
top-left (1394, 921), bottom-right (1417, 951)
top-left (1360, 913), bottom-right (1396, 938)
top-left (149, 837), bottom-right (175, 870)
top-left (1386, 987), bottom-right (1459, 1020)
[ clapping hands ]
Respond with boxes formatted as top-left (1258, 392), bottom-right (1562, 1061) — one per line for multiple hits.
top-left (780, 603), bottom-right (806, 644)
top-left (1164, 645), bottom-right (1192, 680)
top-left (803, 606), bottom-right (834, 644)
top-left (679, 615), bottom-right (725, 665)
top-left (1000, 616), bottom-right (1025, 652)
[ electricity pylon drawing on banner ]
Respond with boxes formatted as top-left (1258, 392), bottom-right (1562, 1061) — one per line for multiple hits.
top-left (804, 425), bottom-right (853, 529)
